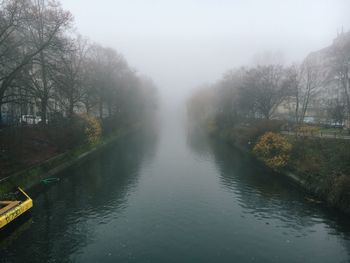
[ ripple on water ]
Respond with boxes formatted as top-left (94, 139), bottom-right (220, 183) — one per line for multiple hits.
top-left (2, 127), bottom-right (350, 263)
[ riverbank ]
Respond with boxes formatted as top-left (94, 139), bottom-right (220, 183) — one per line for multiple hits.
top-left (0, 121), bottom-right (141, 196)
top-left (204, 120), bottom-right (350, 216)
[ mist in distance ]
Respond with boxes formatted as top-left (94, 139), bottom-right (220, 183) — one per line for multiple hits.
top-left (60, 0), bottom-right (350, 109)
top-left (2, 1), bottom-right (350, 261)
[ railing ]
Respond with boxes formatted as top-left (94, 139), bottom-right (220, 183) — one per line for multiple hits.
top-left (281, 130), bottom-right (350, 140)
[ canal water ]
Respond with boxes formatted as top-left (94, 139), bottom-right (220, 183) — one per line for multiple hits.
top-left (1, 113), bottom-right (350, 263)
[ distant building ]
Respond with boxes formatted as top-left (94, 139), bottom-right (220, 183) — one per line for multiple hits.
top-left (274, 31), bottom-right (350, 127)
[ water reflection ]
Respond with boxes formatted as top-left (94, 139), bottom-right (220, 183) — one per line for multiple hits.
top-left (186, 124), bottom-right (212, 161)
top-left (187, 126), bottom-right (350, 261)
top-left (2, 119), bottom-right (350, 263)
top-left (0, 125), bottom-right (158, 262)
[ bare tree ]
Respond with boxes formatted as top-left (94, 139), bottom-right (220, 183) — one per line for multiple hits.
top-left (53, 36), bottom-right (88, 119)
top-left (88, 44), bottom-right (128, 119)
top-left (24, 0), bottom-right (72, 124)
top-left (288, 59), bottom-right (323, 124)
top-left (0, 0), bottom-right (72, 123)
top-left (329, 34), bottom-right (350, 128)
top-left (329, 99), bottom-right (346, 125)
top-left (0, 0), bottom-right (158, 129)
top-left (215, 68), bottom-right (250, 126)
top-left (0, 0), bottom-right (30, 122)
top-left (299, 60), bottom-right (323, 123)
top-left (243, 65), bottom-right (291, 120)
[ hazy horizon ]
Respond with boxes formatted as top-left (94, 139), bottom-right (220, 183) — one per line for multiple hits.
top-left (60, 0), bottom-right (350, 107)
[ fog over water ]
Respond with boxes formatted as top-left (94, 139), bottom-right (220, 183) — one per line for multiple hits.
top-left (60, 0), bottom-right (350, 109)
top-left (2, 2), bottom-right (350, 261)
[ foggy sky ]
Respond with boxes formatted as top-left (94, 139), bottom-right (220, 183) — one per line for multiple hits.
top-left (60, 0), bottom-right (350, 107)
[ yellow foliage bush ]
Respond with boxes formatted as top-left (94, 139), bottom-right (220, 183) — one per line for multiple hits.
top-left (253, 132), bottom-right (292, 169)
top-left (206, 119), bottom-right (218, 135)
top-left (82, 115), bottom-right (102, 144)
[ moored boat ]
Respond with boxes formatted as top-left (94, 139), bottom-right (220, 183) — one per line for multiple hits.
top-left (0, 188), bottom-right (33, 229)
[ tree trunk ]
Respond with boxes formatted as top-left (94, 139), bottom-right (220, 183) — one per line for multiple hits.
top-left (264, 111), bottom-right (270, 120)
top-left (108, 102), bottom-right (112, 117)
top-left (345, 77), bottom-right (350, 133)
top-left (41, 93), bottom-right (48, 126)
top-left (300, 82), bottom-right (312, 124)
top-left (40, 51), bottom-right (48, 125)
top-left (68, 98), bottom-right (74, 119)
top-left (295, 85), bottom-right (300, 124)
top-left (99, 97), bottom-right (103, 119)
top-left (0, 87), bottom-right (6, 126)
top-left (0, 99), bottom-right (3, 127)
top-left (86, 103), bottom-right (90, 114)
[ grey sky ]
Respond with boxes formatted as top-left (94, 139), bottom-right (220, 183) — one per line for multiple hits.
top-left (60, 0), bottom-right (350, 106)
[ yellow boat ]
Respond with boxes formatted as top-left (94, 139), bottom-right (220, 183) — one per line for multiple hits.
top-left (0, 188), bottom-right (33, 229)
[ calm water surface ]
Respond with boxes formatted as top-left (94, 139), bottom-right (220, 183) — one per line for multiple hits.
top-left (1, 116), bottom-right (350, 263)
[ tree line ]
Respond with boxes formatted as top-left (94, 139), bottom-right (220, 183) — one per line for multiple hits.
top-left (188, 32), bottom-right (350, 130)
top-left (0, 0), bottom-right (157, 126)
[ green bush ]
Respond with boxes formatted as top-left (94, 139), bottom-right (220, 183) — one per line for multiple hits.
top-left (47, 114), bottom-right (102, 150)
top-left (332, 175), bottom-right (350, 212)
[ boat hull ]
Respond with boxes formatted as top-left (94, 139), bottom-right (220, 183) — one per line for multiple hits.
top-left (0, 189), bottom-right (33, 229)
